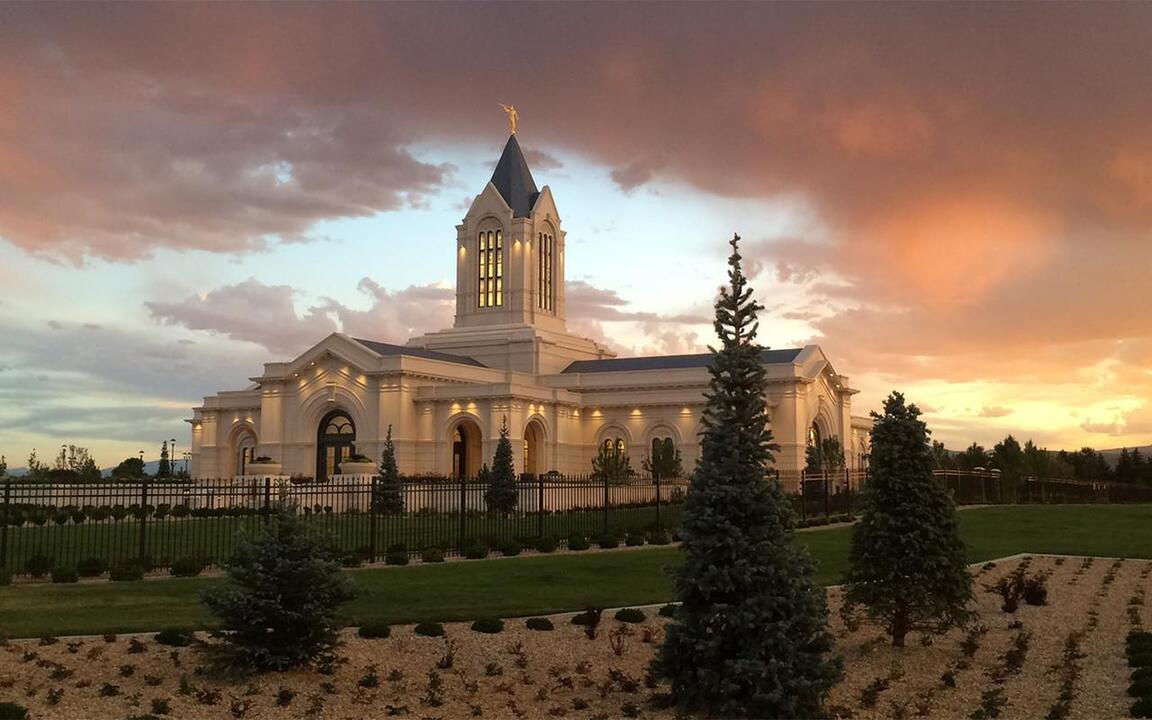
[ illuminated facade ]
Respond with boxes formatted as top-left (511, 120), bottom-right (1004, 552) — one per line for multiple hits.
top-left (189, 135), bottom-right (869, 480)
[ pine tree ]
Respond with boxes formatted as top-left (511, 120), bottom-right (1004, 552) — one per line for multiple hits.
top-left (374, 425), bottom-right (404, 514)
top-left (842, 392), bottom-right (972, 647)
top-left (593, 443), bottom-right (635, 484)
top-left (642, 438), bottom-right (682, 481)
top-left (157, 441), bottom-right (171, 479)
top-left (200, 505), bottom-right (357, 670)
top-left (652, 234), bottom-right (839, 718)
top-left (484, 416), bottom-right (518, 513)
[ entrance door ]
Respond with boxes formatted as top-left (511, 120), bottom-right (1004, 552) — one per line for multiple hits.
top-left (317, 410), bottom-right (356, 482)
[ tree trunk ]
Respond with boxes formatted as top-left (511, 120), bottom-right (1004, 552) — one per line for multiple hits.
top-left (891, 606), bottom-right (909, 647)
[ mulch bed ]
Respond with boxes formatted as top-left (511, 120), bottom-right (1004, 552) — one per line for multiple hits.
top-left (0, 554), bottom-right (1147, 719)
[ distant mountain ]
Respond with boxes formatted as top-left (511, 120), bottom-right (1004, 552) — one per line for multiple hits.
top-left (1098, 445), bottom-right (1152, 467)
top-left (5, 459), bottom-right (174, 477)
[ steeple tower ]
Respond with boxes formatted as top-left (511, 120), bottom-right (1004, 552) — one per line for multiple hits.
top-left (407, 131), bottom-right (614, 374)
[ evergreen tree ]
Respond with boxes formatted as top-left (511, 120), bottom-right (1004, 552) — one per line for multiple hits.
top-left (592, 442), bottom-right (635, 483)
top-left (842, 392), bottom-right (972, 647)
top-left (652, 234), bottom-right (839, 718)
top-left (956, 442), bottom-right (988, 471)
top-left (484, 417), bottom-right (518, 513)
top-left (0, 455), bottom-right (6, 479)
top-left (201, 505), bottom-right (357, 670)
top-left (643, 438), bottom-right (683, 480)
top-left (992, 435), bottom-right (1025, 501)
top-left (110, 457), bottom-right (146, 480)
top-left (374, 425), bottom-right (404, 514)
top-left (157, 441), bottom-right (171, 479)
top-left (930, 440), bottom-right (955, 470)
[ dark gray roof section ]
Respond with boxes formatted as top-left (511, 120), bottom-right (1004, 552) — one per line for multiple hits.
top-left (490, 135), bottom-right (540, 217)
top-left (352, 338), bottom-right (487, 368)
top-left (562, 348), bottom-right (804, 374)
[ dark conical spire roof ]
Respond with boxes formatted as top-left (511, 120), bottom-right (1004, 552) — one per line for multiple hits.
top-left (490, 135), bottom-right (539, 217)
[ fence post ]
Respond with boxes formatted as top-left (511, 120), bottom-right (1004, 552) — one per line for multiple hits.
top-left (800, 470), bottom-right (807, 522)
top-left (844, 468), bottom-right (851, 518)
top-left (823, 470), bottom-right (831, 518)
top-left (0, 481), bottom-right (9, 571)
top-left (458, 478), bottom-right (466, 549)
top-left (603, 474), bottom-right (610, 537)
top-left (537, 475), bottom-right (545, 539)
top-left (655, 476), bottom-right (662, 531)
top-left (138, 480), bottom-right (148, 563)
top-left (263, 477), bottom-right (271, 523)
top-left (369, 476), bottom-right (378, 563)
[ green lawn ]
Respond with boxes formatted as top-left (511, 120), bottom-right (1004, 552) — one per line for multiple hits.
top-left (1, 504), bottom-right (1149, 639)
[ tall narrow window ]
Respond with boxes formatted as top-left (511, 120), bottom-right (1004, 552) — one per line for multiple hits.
top-left (478, 229), bottom-right (503, 308)
top-left (537, 232), bottom-right (554, 311)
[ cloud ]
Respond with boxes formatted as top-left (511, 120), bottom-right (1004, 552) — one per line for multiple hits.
top-left (979, 406), bottom-right (1014, 418)
top-left (146, 278), bottom-right (454, 355)
top-left (522, 148), bottom-right (563, 171)
top-left (610, 159), bottom-right (661, 192)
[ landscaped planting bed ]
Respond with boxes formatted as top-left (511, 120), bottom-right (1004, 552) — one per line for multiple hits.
top-left (0, 554), bottom-right (1149, 719)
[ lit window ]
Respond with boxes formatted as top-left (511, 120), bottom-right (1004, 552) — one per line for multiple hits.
top-left (537, 232), bottom-right (554, 311)
top-left (478, 229), bottom-right (503, 308)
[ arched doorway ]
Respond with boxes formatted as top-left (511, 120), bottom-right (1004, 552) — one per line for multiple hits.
top-left (233, 428), bottom-right (257, 478)
top-left (450, 418), bottom-right (483, 479)
top-left (317, 410), bottom-right (356, 482)
top-left (524, 420), bottom-right (545, 476)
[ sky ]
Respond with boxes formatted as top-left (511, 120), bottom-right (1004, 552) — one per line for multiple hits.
top-left (1, 2), bottom-right (1150, 467)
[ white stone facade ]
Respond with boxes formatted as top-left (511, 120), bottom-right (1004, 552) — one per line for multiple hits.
top-left (189, 136), bottom-right (869, 480)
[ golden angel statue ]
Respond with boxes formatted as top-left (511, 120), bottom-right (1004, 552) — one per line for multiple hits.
top-left (498, 103), bottom-right (519, 135)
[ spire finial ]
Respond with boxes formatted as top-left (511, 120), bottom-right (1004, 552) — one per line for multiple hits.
top-left (498, 103), bottom-right (519, 135)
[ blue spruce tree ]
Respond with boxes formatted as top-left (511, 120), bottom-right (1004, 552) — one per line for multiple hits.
top-left (652, 234), bottom-right (840, 718)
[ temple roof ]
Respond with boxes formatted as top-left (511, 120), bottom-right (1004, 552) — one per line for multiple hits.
top-left (352, 338), bottom-right (487, 368)
top-left (561, 348), bottom-right (804, 374)
top-left (490, 134), bottom-right (540, 217)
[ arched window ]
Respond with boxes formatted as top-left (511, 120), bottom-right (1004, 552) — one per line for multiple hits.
top-left (537, 232), bottom-right (554, 311)
top-left (602, 437), bottom-right (626, 456)
top-left (316, 410), bottom-right (356, 482)
top-left (647, 436), bottom-right (679, 480)
top-left (478, 229), bottom-right (503, 308)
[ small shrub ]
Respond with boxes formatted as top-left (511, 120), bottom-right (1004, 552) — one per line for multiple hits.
top-left (385, 550), bottom-right (409, 566)
top-left (624, 532), bottom-right (646, 547)
top-left (535, 536), bottom-right (558, 554)
top-left (127, 638), bottom-right (147, 653)
top-left (572, 607), bottom-right (603, 639)
top-left (1022, 576), bottom-right (1048, 606)
top-left (109, 562), bottom-right (145, 582)
top-left (24, 554), bottom-right (54, 578)
top-left (462, 542), bottom-right (489, 560)
top-left (499, 540), bottom-right (522, 557)
top-left (526, 617), bottom-right (554, 631)
top-left (169, 557), bottom-right (204, 578)
top-left (99, 683), bottom-right (121, 697)
top-left (0, 568), bottom-right (10, 586)
top-left (358, 664), bottom-right (381, 689)
top-left (275, 688), bottom-right (296, 707)
top-left (154, 628), bottom-right (195, 647)
top-left (51, 567), bottom-right (79, 584)
top-left (566, 534), bottom-right (590, 551)
top-left (151, 697), bottom-right (172, 715)
top-left (596, 534), bottom-right (619, 550)
top-left (658, 603), bottom-right (677, 618)
top-left (648, 529), bottom-right (672, 545)
top-left (415, 622), bottom-right (445, 637)
top-left (859, 677), bottom-right (889, 708)
top-left (420, 547), bottom-right (445, 563)
top-left (436, 638), bottom-right (457, 669)
top-left (77, 557), bottom-right (108, 577)
top-left (614, 607), bottom-right (646, 624)
top-left (357, 623), bottom-right (391, 639)
top-left (119, 663), bottom-right (137, 677)
top-left (471, 617), bottom-right (505, 634)
top-left (103, 633), bottom-right (117, 643)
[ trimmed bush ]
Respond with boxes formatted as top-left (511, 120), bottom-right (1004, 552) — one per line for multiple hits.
top-left (0, 568), bottom-right (10, 586)
top-left (77, 557), bottom-right (108, 577)
top-left (535, 536), bottom-right (558, 554)
top-left (154, 628), bottom-right (195, 647)
top-left (385, 543), bottom-right (407, 555)
top-left (471, 617), bottom-right (505, 634)
top-left (357, 623), bottom-right (391, 639)
top-left (0, 703), bottom-right (29, 720)
top-left (566, 534), bottom-right (591, 551)
top-left (109, 562), bottom-right (145, 582)
top-left (615, 608), bottom-right (646, 624)
top-left (596, 534), bottom-right (620, 550)
top-left (571, 610), bottom-right (602, 626)
top-left (385, 551), bottom-right (409, 566)
top-left (526, 617), bottom-right (554, 631)
top-left (421, 547), bottom-right (445, 563)
top-left (498, 540), bottom-right (522, 557)
top-left (648, 529), bottom-right (672, 545)
top-left (169, 557), bottom-right (205, 578)
top-left (625, 532), bottom-right (647, 547)
top-left (51, 567), bottom-right (79, 584)
top-left (658, 603), bottom-right (678, 618)
top-left (24, 553), bottom-right (54, 578)
top-left (415, 622), bottom-right (445, 637)
top-left (462, 542), bottom-right (489, 560)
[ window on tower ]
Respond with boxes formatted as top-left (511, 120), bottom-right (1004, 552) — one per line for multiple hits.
top-left (537, 231), bottom-right (554, 311)
top-left (478, 229), bottom-right (503, 308)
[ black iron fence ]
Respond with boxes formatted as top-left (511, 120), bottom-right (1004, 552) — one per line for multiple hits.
top-left (2, 469), bottom-right (1151, 577)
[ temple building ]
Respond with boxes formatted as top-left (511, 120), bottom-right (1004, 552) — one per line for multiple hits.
top-left (189, 133), bottom-right (870, 481)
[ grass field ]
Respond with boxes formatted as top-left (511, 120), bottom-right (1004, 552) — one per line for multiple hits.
top-left (1, 504), bottom-right (1149, 638)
